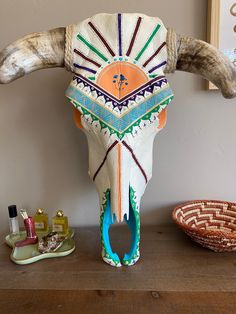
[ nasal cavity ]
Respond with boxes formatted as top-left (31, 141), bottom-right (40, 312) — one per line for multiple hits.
top-left (108, 221), bottom-right (132, 257)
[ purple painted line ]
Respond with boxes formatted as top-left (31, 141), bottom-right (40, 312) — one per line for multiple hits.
top-left (88, 21), bottom-right (115, 57)
top-left (126, 17), bottom-right (142, 56)
top-left (148, 61), bottom-right (167, 74)
top-left (73, 63), bottom-right (97, 74)
top-left (118, 76), bottom-right (165, 102)
top-left (75, 74), bottom-right (166, 103)
top-left (74, 49), bottom-right (101, 68)
top-left (122, 141), bottom-right (148, 184)
top-left (118, 13), bottom-right (122, 56)
top-left (143, 42), bottom-right (166, 67)
top-left (93, 141), bottom-right (118, 181)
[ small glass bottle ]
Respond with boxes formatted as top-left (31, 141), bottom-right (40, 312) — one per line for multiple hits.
top-left (52, 210), bottom-right (69, 236)
top-left (8, 205), bottom-right (20, 238)
top-left (33, 208), bottom-right (49, 233)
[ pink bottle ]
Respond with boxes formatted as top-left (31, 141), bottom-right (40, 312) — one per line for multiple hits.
top-left (15, 217), bottom-right (38, 247)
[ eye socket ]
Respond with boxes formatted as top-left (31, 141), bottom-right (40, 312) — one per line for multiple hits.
top-left (157, 108), bottom-right (167, 130)
top-left (72, 106), bottom-right (83, 129)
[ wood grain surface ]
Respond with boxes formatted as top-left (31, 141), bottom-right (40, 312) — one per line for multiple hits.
top-left (1, 225), bottom-right (236, 313)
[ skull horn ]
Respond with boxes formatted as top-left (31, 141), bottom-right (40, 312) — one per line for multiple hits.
top-left (0, 27), bottom-right (65, 84)
top-left (165, 29), bottom-right (236, 99)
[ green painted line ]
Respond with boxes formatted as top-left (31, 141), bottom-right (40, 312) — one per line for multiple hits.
top-left (135, 24), bottom-right (161, 62)
top-left (77, 34), bottom-right (108, 62)
top-left (149, 74), bottom-right (158, 78)
top-left (88, 76), bottom-right (96, 81)
top-left (72, 95), bottom-right (173, 140)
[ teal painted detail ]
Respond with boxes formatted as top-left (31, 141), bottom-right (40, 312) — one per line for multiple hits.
top-left (66, 84), bottom-right (173, 134)
top-left (66, 73), bottom-right (174, 140)
top-left (70, 95), bottom-right (173, 140)
top-left (88, 76), bottom-right (96, 81)
top-left (77, 34), bottom-right (108, 62)
top-left (122, 187), bottom-right (140, 266)
top-left (100, 189), bottom-right (121, 267)
top-left (135, 24), bottom-right (161, 62)
top-left (100, 187), bottom-right (140, 267)
top-left (149, 74), bottom-right (158, 78)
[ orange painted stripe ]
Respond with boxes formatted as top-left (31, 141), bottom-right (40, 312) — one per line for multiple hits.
top-left (72, 106), bottom-right (83, 129)
top-left (157, 108), bottom-right (167, 130)
top-left (117, 143), bottom-right (122, 222)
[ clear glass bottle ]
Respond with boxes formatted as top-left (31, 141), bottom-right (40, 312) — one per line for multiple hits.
top-left (52, 210), bottom-right (69, 236)
top-left (8, 205), bottom-right (20, 238)
top-left (33, 208), bottom-right (49, 233)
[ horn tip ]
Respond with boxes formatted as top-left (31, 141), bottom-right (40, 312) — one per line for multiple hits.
top-left (222, 91), bottom-right (236, 99)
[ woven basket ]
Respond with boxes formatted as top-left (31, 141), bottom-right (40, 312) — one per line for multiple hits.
top-left (172, 200), bottom-right (236, 252)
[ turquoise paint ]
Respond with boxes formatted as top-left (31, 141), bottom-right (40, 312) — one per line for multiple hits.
top-left (123, 198), bottom-right (139, 263)
top-left (66, 85), bottom-right (173, 133)
top-left (101, 190), bottom-right (121, 265)
top-left (100, 187), bottom-right (140, 266)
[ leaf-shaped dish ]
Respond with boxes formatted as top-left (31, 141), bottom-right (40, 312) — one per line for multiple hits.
top-left (5, 229), bottom-right (75, 265)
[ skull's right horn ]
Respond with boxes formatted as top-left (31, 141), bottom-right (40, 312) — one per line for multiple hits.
top-left (165, 29), bottom-right (236, 99)
top-left (0, 27), bottom-right (65, 84)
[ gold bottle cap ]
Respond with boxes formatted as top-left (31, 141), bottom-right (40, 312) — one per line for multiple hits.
top-left (36, 208), bottom-right (44, 215)
top-left (56, 210), bottom-right (64, 217)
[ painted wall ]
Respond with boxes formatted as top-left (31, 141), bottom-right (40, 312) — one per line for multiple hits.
top-left (0, 0), bottom-right (236, 233)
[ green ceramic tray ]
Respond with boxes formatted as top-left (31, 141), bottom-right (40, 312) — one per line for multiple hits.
top-left (5, 229), bottom-right (75, 265)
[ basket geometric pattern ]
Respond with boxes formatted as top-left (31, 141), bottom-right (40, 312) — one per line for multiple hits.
top-left (172, 200), bottom-right (236, 252)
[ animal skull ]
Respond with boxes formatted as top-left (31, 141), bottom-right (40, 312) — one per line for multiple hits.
top-left (0, 13), bottom-right (236, 267)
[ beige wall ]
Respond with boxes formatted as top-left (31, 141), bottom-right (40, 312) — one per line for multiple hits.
top-left (1, 0), bottom-right (236, 233)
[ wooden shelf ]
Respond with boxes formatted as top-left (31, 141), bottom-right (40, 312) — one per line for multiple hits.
top-left (1, 225), bottom-right (236, 313)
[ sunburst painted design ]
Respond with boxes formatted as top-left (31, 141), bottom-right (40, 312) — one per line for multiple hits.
top-left (66, 13), bottom-right (174, 139)
top-left (74, 14), bottom-right (167, 79)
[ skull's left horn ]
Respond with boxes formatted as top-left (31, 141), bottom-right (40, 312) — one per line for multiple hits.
top-left (165, 29), bottom-right (236, 99)
top-left (0, 27), bottom-right (65, 84)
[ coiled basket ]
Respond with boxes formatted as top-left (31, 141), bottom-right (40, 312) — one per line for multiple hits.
top-left (172, 200), bottom-right (236, 252)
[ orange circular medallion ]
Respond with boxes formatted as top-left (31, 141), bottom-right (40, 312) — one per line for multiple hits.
top-left (96, 61), bottom-right (149, 99)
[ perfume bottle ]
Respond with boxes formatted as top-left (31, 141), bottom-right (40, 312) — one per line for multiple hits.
top-left (8, 205), bottom-right (20, 238)
top-left (15, 209), bottom-right (38, 247)
top-left (52, 210), bottom-right (69, 235)
top-left (33, 208), bottom-right (49, 232)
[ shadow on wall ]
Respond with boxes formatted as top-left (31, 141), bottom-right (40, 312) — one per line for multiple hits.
top-left (106, 203), bottom-right (181, 228)
top-left (140, 203), bottom-right (180, 225)
top-left (0, 68), bottom-right (98, 230)
top-left (22, 71), bottom-right (91, 202)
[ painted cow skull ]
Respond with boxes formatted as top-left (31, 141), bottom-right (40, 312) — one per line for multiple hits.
top-left (0, 13), bottom-right (236, 267)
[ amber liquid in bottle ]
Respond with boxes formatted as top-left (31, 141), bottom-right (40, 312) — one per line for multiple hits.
top-left (33, 208), bottom-right (49, 233)
top-left (52, 210), bottom-right (69, 236)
